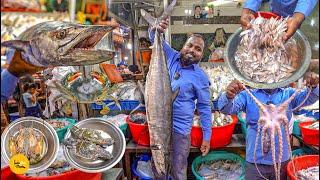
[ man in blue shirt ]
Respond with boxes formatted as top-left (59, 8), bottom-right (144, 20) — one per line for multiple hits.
top-left (218, 74), bottom-right (319, 180)
top-left (1, 49), bottom-right (45, 103)
top-left (149, 19), bottom-right (212, 179)
top-left (241, 0), bottom-right (318, 41)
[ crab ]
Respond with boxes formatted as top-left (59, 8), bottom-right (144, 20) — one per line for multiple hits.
top-left (70, 126), bottom-right (114, 147)
top-left (63, 137), bottom-right (113, 161)
top-left (50, 71), bottom-right (117, 103)
top-left (8, 128), bottom-right (46, 165)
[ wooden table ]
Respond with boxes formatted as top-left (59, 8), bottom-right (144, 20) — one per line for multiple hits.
top-left (124, 134), bottom-right (246, 180)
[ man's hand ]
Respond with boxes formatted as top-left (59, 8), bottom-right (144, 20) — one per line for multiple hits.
top-left (7, 51), bottom-right (45, 77)
top-left (284, 12), bottom-right (305, 41)
top-left (304, 72), bottom-right (319, 88)
top-left (200, 140), bottom-right (210, 156)
top-left (151, 18), bottom-right (169, 33)
top-left (226, 80), bottom-right (244, 99)
top-left (240, 8), bottom-right (255, 30)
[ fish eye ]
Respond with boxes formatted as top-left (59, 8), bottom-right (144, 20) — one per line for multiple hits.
top-left (56, 29), bottom-right (67, 39)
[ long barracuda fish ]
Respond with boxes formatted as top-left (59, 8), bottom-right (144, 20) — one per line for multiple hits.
top-left (140, 0), bottom-right (178, 176)
top-left (1, 21), bottom-right (115, 67)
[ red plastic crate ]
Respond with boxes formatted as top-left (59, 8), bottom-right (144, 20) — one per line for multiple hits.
top-left (299, 121), bottom-right (319, 146)
top-left (126, 113), bottom-right (150, 146)
top-left (190, 115), bottom-right (238, 149)
top-left (1, 166), bottom-right (102, 180)
top-left (287, 155), bottom-right (319, 180)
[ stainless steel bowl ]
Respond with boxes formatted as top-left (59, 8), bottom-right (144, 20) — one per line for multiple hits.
top-left (63, 118), bottom-right (126, 173)
top-left (1, 117), bottom-right (59, 173)
top-left (224, 28), bottom-right (311, 89)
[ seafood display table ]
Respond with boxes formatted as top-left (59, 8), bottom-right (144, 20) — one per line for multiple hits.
top-left (101, 168), bottom-right (124, 180)
top-left (292, 134), bottom-right (319, 153)
top-left (124, 134), bottom-right (245, 180)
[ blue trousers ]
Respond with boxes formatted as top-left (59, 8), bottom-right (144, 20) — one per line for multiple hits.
top-left (152, 131), bottom-right (190, 180)
top-left (25, 104), bottom-right (41, 117)
top-left (245, 161), bottom-right (289, 180)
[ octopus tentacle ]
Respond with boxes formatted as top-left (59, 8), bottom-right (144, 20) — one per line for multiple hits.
top-left (270, 128), bottom-right (279, 180)
top-left (243, 86), bottom-right (267, 112)
top-left (261, 124), bottom-right (269, 156)
top-left (254, 125), bottom-right (268, 180)
top-left (279, 88), bottom-right (302, 112)
top-left (276, 125), bottom-right (283, 180)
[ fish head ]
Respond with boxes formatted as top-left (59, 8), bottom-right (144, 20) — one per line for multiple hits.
top-left (180, 34), bottom-right (204, 66)
top-left (2, 21), bottom-right (115, 67)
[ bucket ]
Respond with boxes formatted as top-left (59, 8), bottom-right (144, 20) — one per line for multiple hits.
top-left (299, 121), bottom-right (319, 146)
top-left (126, 113), bottom-right (150, 146)
top-left (1, 166), bottom-right (102, 180)
top-left (191, 151), bottom-right (245, 180)
top-left (287, 155), bottom-right (319, 180)
top-left (237, 112), bottom-right (247, 137)
top-left (190, 115), bottom-right (238, 148)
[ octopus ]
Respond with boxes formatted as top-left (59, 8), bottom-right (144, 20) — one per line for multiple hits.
top-left (242, 86), bottom-right (312, 180)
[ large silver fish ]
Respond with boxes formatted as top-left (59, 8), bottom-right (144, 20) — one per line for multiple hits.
top-left (1, 21), bottom-right (115, 67)
top-left (140, 0), bottom-right (178, 176)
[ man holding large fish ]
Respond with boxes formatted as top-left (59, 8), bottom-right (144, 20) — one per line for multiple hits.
top-left (144, 2), bottom-right (212, 179)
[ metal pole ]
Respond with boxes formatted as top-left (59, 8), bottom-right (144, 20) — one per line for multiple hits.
top-left (69, 0), bottom-right (76, 22)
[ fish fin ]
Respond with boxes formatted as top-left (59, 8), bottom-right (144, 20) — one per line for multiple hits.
top-left (140, 9), bottom-right (157, 26)
top-left (172, 88), bottom-right (180, 102)
top-left (137, 80), bottom-right (145, 99)
top-left (1, 40), bottom-right (30, 53)
top-left (140, 0), bottom-right (177, 26)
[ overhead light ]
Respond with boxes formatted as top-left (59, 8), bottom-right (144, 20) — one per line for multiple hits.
top-left (188, 10), bottom-right (192, 15)
top-left (313, 42), bottom-right (319, 50)
top-left (127, 43), bottom-right (132, 50)
top-left (208, 0), bottom-right (234, 6)
top-left (204, 6), bottom-right (209, 11)
top-left (124, 56), bottom-right (128, 60)
top-left (184, 9), bottom-right (188, 14)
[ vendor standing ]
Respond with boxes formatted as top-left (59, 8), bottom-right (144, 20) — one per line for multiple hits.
top-left (149, 19), bottom-right (212, 179)
top-left (241, 0), bottom-right (318, 41)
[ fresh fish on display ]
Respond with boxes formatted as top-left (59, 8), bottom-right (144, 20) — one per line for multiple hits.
top-left (304, 121), bottom-right (319, 130)
top-left (109, 80), bottom-right (144, 101)
top-left (297, 166), bottom-right (319, 180)
top-left (129, 113), bottom-right (147, 124)
top-left (102, 114), bottom-right (128, 127)
top-left (140, 0), bottom-right (178, 175)
top-left (193, 111), bottom-right (233, 127)
top-left (235, 15), bottom-right (300, 84)
top-left (47, 119), bottom-right (69, 130)
top-left (200, 64), bottom-right (233, 100)
top-left (197, 160), bottom-right (243, 180)
top-left (8, 128), bottom-right (47, 165)
top-left (1, 21), bottom-right (115, 67)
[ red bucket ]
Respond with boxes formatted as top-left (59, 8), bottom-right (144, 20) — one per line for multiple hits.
top-left (299, 121), bottom-right (319, 146)
top-left (126, 113), bottom-right (150, 146)
top-left (287, 155), bottom-right (319, 180)
top-left (191, 115), bottom-right (238, 149)
top-left (254, 11), bottom-right (280, 19)
top-left (1, 166), bottom-right (102, 180)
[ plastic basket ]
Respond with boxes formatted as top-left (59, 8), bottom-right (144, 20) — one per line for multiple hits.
top-left (131, 154), bottom-right (153, 180)
top-left (91, 100), bottom-right (144, 111)
top-left (51, 118), bottom-right (77, 142)
top-left (299, 121), bottom-right (319, 146)
top-left (191, 151), bottom-right (245, 180)
top-left (190, 115), bottom-right (238, 149)
top-left (126, 113), bottom-right (150, 146)
top-left (287, 155), bottom-right (319, 180)
top-left (291, 147), bottom-right (314, 157)
top-left (1, 166), bottom-right (102, 180)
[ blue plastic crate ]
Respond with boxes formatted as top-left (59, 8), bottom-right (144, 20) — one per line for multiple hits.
top-left (91, 100), bottom-right (145, 111)
top-left (9, 112), bottom-right (20, 122)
